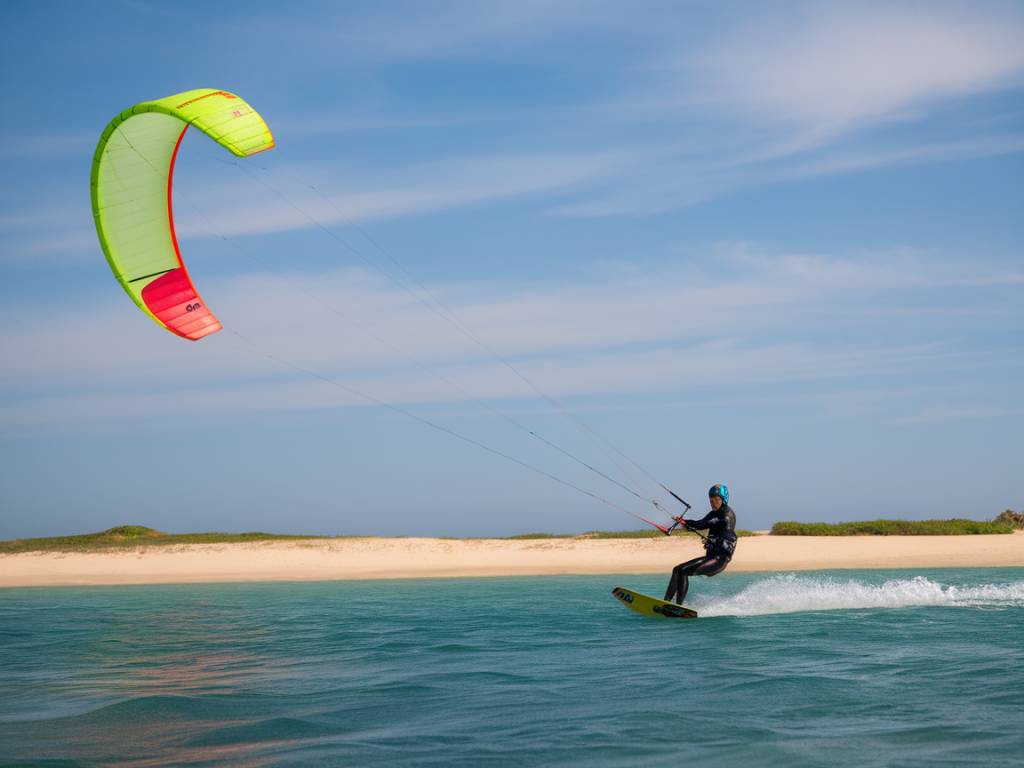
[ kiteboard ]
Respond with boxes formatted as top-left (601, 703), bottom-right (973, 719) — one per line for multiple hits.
top-left (612, 586), bottom-right (698, 619)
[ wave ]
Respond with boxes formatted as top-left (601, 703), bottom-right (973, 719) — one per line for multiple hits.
top-left (698, 574), bottom-right (1024, 617)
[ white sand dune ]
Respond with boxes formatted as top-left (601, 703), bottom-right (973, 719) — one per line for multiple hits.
top-left (1, 531), bottom-right (1022, 587)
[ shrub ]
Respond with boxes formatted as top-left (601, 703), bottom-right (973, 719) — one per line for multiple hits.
top-left (770, 519), bottom-right (1014, 536)
top-left (994, 509), bottom-right (1024, 529)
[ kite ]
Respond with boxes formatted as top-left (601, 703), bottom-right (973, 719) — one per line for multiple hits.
top-left (90, 88), bottom-right (274, 340)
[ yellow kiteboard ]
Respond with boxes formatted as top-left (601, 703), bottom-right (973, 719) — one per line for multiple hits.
top-left (612, 586), bottom-right (698, 619)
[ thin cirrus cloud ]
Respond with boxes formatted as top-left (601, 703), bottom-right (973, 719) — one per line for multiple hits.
top-left (146, 5), bottom-right (1024, 239)
top-left (2, 244), bottom-right (1018, 430)
top-left (685, 3), bottom-right (1024, 134)
top-left (0, 134), bottom-right (832, 262)
top-left (0, 145), bottom-right (640, 264)
top-left (298, 0), bottom-right (600, 61)
top-left (0, 202), bottom-right (97, 265)
top-left (890, 405), bottom-right (1024, 426)
top-left (551, 131), bottom-right (1024, 219)
top-left (772, 134), bottom-right (1024, 184)
top-left (173, 147), bottom-right (642, 239)
top-left (0, 132), bottom-right (95, 159)
top-left (8, 4), bottom-right (1024, 257)
top-left (0, 247), bottom-right (963, 378)
top-left (0, 338), bottom-right (988, 431)
top-left (548, 3), bottom-right (1024, 218)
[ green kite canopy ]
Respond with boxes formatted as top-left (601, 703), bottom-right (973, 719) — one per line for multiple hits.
top-left (91, 88), bottom-right (275, 340)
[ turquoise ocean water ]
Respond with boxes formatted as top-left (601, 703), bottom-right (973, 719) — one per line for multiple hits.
top-left (1, 569), bottom-right (1022, 767)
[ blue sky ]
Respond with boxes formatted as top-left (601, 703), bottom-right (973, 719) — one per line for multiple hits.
top-left (1, 0), bottom-right (1022, 538)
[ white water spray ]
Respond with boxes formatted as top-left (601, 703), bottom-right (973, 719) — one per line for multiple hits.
top-left (697, 575), bottom-right (1024, 617)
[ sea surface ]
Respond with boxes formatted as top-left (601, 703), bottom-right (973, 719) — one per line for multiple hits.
top-left (1, 569), bottom-right (1022, 767)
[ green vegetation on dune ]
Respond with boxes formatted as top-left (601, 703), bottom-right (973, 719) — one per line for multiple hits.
top-left (771, 518), bottom-right (1015, 536)
top-left (3, 514), bottom-right (1017, 554)
top-left (0, 526), bottom-right (762, 554)
top-left (0, 526), bottom-right (332, 554)
top-left (994, 509), bottom-right (1024, 529)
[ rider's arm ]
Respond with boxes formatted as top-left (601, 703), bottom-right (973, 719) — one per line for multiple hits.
top-left (682, 511), bottom-right (715, 531)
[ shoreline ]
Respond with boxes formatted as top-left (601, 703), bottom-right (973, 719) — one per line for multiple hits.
top-left (1, 532), bottom-right (1022, 588)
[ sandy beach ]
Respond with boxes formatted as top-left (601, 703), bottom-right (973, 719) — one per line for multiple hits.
top-left (1, 532), bottom-right (1022, 588)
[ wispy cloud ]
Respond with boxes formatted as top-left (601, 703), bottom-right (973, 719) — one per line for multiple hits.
top-left (9, 3), bottom-right (1024, 256)
top-left (549, 2), bottom-right (1024, 217)
top-left (4, 1), bottom-right (1022, 532)
top-left (3, 244), bottom-right (1020, 428)
top-left (304, 1), bottom-right (601, 61)
top-left (0, 203), bottom-right (97, 265)
top-left (1, 145), bottom-right (641, 265)
top-left (775, 134), bottom-right (1024, 183)
top-left (893, 404), bottom-right (1024, 425)
top-left (175, 148), bottom-right (641, 238)
top-left (0, 337), bottom-right (992, 431)
top-left (0, 132), bottom-right (95, 159)
top-left (0, 205), bottom-right (85, 233)
top-left (547, 128), bottom-right (1024, 220)
top-left (4, 232), bottom-right (97, 261)
top-left (686, 2), bottom-right (1024, 136)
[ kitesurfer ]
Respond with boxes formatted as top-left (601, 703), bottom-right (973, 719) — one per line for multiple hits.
top-left (664, 484), bottom-right (737, 606)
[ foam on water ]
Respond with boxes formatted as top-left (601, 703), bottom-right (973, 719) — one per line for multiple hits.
top-left (697, 574), bottom-right (1024, 617)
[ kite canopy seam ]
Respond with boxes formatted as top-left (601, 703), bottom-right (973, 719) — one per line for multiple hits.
top-left (91, 88), bottom-right (275, 340)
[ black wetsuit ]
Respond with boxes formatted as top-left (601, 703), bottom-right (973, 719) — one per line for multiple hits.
top-left (664, 503), bottom-right (737, 605)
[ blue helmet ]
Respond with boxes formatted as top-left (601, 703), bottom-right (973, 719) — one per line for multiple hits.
top-left (709, 483), bottom-right (729, 505)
